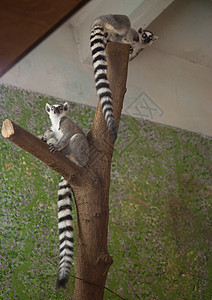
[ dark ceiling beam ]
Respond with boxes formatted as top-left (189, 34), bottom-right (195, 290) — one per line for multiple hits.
top-left (0, 0), bottom-right (90, 77)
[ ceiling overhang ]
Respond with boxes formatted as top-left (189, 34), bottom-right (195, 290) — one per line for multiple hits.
top-left (0, 0), bottom-right (90, 77)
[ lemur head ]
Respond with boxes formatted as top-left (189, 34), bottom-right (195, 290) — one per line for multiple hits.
top-left (138, 28), bottom-right (158, 47)
top-left (45, 102), bottom-right (69, 119)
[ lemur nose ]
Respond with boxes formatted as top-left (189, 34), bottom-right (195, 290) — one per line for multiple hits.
top-left (54, 107), bottom-right (60, 114)
top-left (144, 37), bottom-right (151, 44)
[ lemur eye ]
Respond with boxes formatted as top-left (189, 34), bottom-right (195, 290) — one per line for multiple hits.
top-left (51, 107), bottom-right (54, 110)
top-left (142, 33), bottom-right (147, 39)
top-left (59, 106), bottom-right (63, 110)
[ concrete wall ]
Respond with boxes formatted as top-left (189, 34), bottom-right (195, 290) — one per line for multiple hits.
top-left (127, 0), bottom-right (212, 136)
top-left (1, 0), bottom-right (212, 136)
top-left (0, 22), bottom-right (96, 106)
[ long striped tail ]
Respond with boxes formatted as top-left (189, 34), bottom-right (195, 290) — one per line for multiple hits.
top-left (90, 25), bottom-right (117, 143)
top-left (56, 177), bottom-right (74, 288)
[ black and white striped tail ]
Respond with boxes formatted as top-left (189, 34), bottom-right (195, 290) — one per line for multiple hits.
top-left (57, 177), bottom-right (74, 288)
top-left (90, 25), bottom-right (117, 143)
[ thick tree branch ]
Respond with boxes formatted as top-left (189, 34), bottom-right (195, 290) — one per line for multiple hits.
top-left (90, 42), bottom-right (129, 144)
top-left (73, 42), bottom-right (130, 300)
top-left (1, 119), bottom-right (83, 181)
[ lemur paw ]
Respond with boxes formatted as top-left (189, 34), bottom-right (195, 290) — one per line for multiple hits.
top-left (49, 143), bottom-right (57, 153)
top-left (41, 136), bottom-right (47, 143)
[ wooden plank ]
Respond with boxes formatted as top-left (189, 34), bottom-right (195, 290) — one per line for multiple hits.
top-left (0, 0), bottom-right (90, 77)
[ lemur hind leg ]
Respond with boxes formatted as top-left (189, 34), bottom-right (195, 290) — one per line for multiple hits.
top-left (61, 134), bottom-right (89, 167)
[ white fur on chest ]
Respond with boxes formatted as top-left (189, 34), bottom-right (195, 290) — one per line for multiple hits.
top-left (50, 118), bottom-right (63, 140)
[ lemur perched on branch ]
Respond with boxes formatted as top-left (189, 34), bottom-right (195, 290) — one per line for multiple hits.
top-left (42, 102), bottom-right (89, 288)
top-left (90, 14), bottom-right (158, 143)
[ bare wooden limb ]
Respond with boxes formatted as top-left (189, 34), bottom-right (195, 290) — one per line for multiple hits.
top-left (1, 119), bottom-right (82, 180)
top-left (90, 42), bottom-right (129, 144)
top-left (73, 42), bottom-right (130, 300)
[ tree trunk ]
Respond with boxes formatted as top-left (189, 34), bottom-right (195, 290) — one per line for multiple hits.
top-left (72, 42), bottom-right (129, 300)
top-left (1, 42), bottom-right (129, 299)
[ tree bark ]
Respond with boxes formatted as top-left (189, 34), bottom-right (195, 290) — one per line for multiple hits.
top-left (1, 119), bottom-right (84, 185)
top-left (73, 42), bottom-right (129, 300)
top-left (1, 42), bottom-right (129, 299)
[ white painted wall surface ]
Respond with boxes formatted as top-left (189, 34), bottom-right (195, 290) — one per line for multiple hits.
top-left (1, 0), bottom-right (212, 136)
top-left (127, 0), bottom-right (212, 136)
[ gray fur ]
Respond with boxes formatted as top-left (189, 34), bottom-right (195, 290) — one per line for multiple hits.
top-left (41, 102), bottom-right (89, 288)
top-left (92, 14), bottom-right (131, 42)
top-left (91, 14), bottom-right (158, 60)
top-left (90, 14), bottom-right (158, 143)
top-left (44, 102), bottom-right (89, 167)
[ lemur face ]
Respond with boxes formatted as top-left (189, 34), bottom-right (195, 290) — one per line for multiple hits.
top-left (138, 28), bottom-right (158, 46)
top-left (45, 102), bottom-right (69, 117)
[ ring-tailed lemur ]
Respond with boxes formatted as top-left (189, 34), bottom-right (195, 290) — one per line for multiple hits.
top-left (42, 102), bottom-right (89, 288)
top-left (90, 14), bottom-right (158, 143)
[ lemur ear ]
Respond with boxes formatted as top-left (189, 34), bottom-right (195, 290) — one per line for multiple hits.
top-left (45, 103), bottom-right (51, 113)
top-left (63, 102), bottom-right (69, 111)
top-left (138, 28), bottom-right (143, 34)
